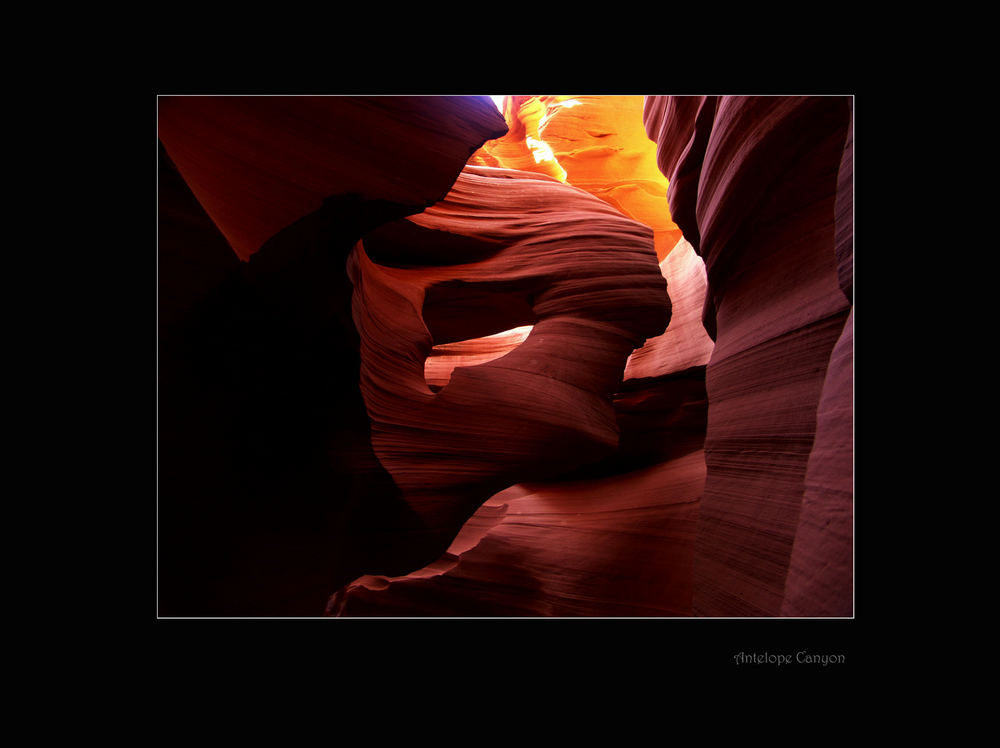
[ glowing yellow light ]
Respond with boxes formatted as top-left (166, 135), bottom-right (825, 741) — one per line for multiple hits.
top-left (525, 136), bottom-right (556, 164)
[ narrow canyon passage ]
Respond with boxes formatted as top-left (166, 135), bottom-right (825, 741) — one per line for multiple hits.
top-left (157, 94), bottom-right (853, 618)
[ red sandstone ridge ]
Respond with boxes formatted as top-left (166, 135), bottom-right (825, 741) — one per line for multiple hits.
top-left (644, 96), bottom-right (854, 617)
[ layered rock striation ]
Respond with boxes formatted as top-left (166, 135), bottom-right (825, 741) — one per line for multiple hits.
top-left (644, 95), bottom-right (854, 616)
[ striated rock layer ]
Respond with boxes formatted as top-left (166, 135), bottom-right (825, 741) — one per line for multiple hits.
top-left (644, 95), bottom-right (853, 616)
top-left (781, 98), bottom-right (854, 616)
top-left (347, 164), bottom-right (671, 571)
top-left (780, 308), bottom-right (853, 616)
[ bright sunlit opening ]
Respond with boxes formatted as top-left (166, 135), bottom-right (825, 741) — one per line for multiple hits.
top-left (525, 136), bottom-right (556, 164)
top-left (425, 325), bottom-right (534, 390)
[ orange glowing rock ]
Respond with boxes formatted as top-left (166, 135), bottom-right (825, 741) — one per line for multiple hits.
top-left (472, 95), bottom-right (683, 260)
top-left (470, 96), bottom-right (567, 182)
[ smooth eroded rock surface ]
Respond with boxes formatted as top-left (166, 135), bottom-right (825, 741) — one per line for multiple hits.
top-left (644, 95), bottom-right (853, 616)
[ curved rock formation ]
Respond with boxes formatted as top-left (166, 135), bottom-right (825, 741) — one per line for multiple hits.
top-left (347, 164), bottom-right (670, 569)
top-left (333, 233), bottom-right (712, 616)
top-left (644, 95), bottom-right (854, 616)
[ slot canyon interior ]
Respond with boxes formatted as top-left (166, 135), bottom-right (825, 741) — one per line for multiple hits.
top-left (157, 94), bottom-right (854, 619)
